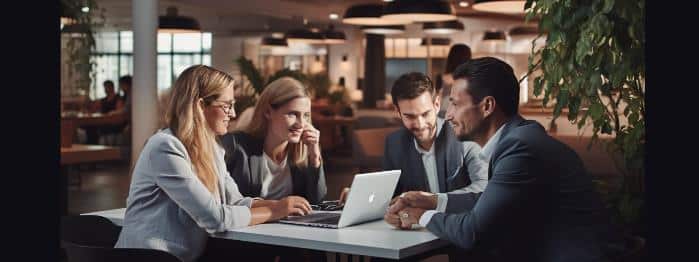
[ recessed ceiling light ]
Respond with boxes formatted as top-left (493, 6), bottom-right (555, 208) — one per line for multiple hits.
top-left (81, 7), bottom-right (90, 13)
top-left (459, 1), bottom-right (470, 7)
top-left (329, 13), bottom-right (339, 20)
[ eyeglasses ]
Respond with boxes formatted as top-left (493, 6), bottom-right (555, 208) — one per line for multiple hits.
top-left (210, 100), bottom-right (235, 115)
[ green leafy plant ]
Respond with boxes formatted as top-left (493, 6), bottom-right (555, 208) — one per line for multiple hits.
top-left (234, 56), bottom-right (307, 113)
top-left (61, 0), bottom-right (104, 97)
top-left (306, 72), bottom-right (331, 100)
top-left (524, 0), bottom-right (645, 234)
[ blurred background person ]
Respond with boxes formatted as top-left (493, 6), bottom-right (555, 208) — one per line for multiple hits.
top-left (437, 44), bottom-right (472, 118)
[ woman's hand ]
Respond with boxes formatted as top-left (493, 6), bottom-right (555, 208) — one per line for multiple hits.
top-left (270, 196), bottom-right (312, 220)
top-left (302, 125), bottom-right (322, 168)
top-left (338, 187), bottom-right (351, 204)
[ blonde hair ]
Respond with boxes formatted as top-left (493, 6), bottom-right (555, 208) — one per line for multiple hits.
top-left (166, 65), bottom-right (235, 194)
top-left (245, 77), bottom-right (312, 168)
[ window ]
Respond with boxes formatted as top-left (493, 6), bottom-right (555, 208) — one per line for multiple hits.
top-left (90, 31), bottom-right (212, 99)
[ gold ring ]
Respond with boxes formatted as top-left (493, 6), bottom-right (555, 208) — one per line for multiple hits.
top-left (400, 212), bottom-right (409, 219)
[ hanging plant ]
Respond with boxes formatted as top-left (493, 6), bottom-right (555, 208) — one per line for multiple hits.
top-left (523, 0), bottom-right (645, 235)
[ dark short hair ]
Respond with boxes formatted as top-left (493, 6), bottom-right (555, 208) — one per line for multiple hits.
top-left (390, 72), bottom-right (435, 108)
top-left (103, 80), bottom-right (114, 88)
top-left (452, 57), bottom-right (519, 117)
top-left (445, 44), bottom-right (472, 74)
top-left (118, 75), bottom-right (132, 86)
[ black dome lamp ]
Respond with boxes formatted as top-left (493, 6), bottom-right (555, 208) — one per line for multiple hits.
top-left (382, 0), bottom-right (457, 23)
top-left (286, 28), bottom-right (325, 44)
top-left (482, 30), bottom-right (507, 41)
top-left (261, 36), bottom-right (288, 47)
top-left (420, 38), bottom-right (452, 46)
top-left (322, 25), bottom-right (346, 44)
top-left (342, 4), bottom-right (411, 25)
top-left (159, 6), bottom-right (201, 33)
top-left (508, 25), bottom-right (540, 36)
top-left (472, 0), bottom-right (527, 15)
top-left (60, 1), bottom-right (77, 29)
top-left (423, 20), bottom-right (464, 34)
top-left (360, 25), bottom-right (406, 35)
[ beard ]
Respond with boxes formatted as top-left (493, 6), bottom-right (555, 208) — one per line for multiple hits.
top-left (454, 117), bottom-right (488, 142)
top-left (411, 124), bottom-right (436, 144)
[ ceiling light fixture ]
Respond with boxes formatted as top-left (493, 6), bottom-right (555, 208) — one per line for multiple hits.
top-left (423, 20), bottom-right (464, 34)
top-left (261, 36), bottom-right (288, 47)
top-left (382, 0), bottom-right (457, 22)
top-left (159, 6), bottom-right (201, 33)
top-left (420, 37), bottom-right (451, 46)
top-left (482, 30), bottom-right (507, 41)
top-left (286, 28), bottom-right (325, 44)
top-left (342, 4), bottom-right (411, 25)
top-left (472, 0), bottom-right (527, 14)
top-left (360, 25), bottom-right (406, 35)
top-left (322, 25), bottom-right (346, 44)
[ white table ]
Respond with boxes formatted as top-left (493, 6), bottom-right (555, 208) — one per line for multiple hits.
top-left (84, 208), bottom-right (449, 260)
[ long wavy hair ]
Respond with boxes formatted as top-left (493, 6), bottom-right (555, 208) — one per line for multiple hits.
top-left (245, 77), bottom-right (312, 168)
top-left (165, 65), bottom-right (235, 194)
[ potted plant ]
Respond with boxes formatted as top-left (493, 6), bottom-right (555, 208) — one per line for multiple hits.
top-left (61, 0), bottom-right (104, 101)
top-left (524, 0), bottom-right (645, 236)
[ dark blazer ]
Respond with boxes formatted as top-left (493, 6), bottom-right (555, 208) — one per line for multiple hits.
top-left (382, 119), bottom-right (488, 196)
top-left (220, 131), bottom-right (327, 204)
top-left (426, 115), bottom-right (626, 262)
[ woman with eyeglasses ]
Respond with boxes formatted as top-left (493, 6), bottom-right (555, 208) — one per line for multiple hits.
top-left (220, 77), bottom-right (327, 206)
top-left (114, 65), bottom-right (311, 262)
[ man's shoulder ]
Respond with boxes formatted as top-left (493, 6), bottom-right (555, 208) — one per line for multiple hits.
top-left (385, 127), bottom-right (411, 143)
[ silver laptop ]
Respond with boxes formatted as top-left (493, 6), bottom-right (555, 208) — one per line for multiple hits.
top-left (278, 170), bottom-right (401, 229)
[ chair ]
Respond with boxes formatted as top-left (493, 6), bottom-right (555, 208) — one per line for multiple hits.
top-left (61, 215), bottom-right (183, 262)
top-left (352, 127), bottom-right (399, 172)
top-left (61, 215), bottom-right (122, 248)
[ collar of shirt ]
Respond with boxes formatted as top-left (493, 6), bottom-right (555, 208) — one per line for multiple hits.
top-left (263, 151), bottom-right (288, 173)
top-left (479, 122), bottom-right (507, 161)
top-left (413, 117), bottom-right (445, 155)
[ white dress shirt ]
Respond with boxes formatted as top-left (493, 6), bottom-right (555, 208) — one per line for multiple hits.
top-left (413, 119), bottom-right (445, 194)
top-left (419, 122), bottom-right (507, 226)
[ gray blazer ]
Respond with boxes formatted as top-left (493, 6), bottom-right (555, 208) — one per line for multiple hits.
top-left (115, 129), bottom-right (255, 262)
top-left (382, 118), bottom-right (488, 196)
top-left (426, 115), bottom-right (626, 262)
top-left (220, 131), bottom-right (327, 204)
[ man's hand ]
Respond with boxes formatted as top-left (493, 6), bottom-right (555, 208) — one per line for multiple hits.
top-left (398, 207), bottom-right (426, 229)
top-left (387, 196), bottom-right (409, 215)
top-left (384, 211), bottom-right (402, 229)
top-left (399, 191), bottom-right (438, 210)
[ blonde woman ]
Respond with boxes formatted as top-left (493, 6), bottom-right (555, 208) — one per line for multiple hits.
top-left (115, 66), bottom-right (311, 262)
top-left (221, 77), bottom-right (327, 205)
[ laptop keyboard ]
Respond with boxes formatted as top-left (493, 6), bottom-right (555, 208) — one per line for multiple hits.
top-left (285, 212), bottom-right (341, 224)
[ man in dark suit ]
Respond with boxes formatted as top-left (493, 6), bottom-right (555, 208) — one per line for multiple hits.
top-left (340, 72), bottom-right (488, 204)
top-left (385, 57), bottom-right (627, 262)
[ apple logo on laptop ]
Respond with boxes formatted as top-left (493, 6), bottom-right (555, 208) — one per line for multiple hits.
top-left (368, 193), bottom-right (375, 203)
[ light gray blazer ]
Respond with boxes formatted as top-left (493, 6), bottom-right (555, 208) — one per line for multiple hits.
top-left (115, 129), bottom-right (255, 262)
